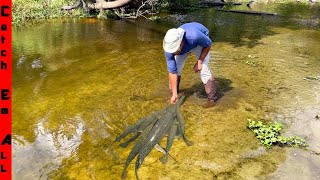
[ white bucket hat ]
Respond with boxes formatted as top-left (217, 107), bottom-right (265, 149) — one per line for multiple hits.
top-left (163, 28), bottom-right (185, 53)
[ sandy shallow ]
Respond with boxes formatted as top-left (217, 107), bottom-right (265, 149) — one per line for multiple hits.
top-left (268, 105), bottom-right (320, 180)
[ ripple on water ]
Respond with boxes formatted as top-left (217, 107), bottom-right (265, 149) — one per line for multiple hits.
top-left (31, 58), bottom-right (43, 69)
top-left (13, 116), bottom-right (85, 179)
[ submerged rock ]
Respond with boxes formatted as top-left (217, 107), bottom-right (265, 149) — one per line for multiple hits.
top-left (240, 147), bottom-right (266, 159)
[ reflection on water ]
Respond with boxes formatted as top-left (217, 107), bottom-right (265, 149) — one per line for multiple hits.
top-left (13, 4), bottom-right (320, 180)
top-left (13, 116), bottom-right (84, 179)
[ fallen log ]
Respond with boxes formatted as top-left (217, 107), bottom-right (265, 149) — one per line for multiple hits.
top-left (216, 9), bottom-right (280, 16)
top-left (61, 0), bottom-right (132, 10)
top-left (87, 0), bottom-right (131, 9)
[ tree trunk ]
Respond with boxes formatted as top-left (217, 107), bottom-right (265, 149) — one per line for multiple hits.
top-left (62, 0), bottom-right (132, 10)
top-left (87, 0), bottom-right (131, 9)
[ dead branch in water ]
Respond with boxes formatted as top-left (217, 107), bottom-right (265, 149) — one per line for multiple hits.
top-left (216, 9), bottom-right (280, 16)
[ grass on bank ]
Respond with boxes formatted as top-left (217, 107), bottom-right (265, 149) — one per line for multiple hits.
top-left (13, 0), bottom-right (87, 25)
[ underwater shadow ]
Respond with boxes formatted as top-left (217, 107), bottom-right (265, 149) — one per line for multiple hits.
top-left (180, 77), bottom-right (233, 102)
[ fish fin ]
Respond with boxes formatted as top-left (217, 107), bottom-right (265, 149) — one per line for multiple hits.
top-left (177, 121), bottom-right (194, 146)
top-left (121, 171), bottom-right (127, 179)
top-left (185, 140), bottom-right (194, 146)
top-left (168, 153), bottom-right (178, 163)
top-left (119, 143), bottom-right (129, 148)
top-left (119, 132), bottom-right (141, 148)
top-left (117, 115), bottom-right (154, 142)
top-left (159, 155), bottom-right (168, 164)
top-left (135, 166), bottom-right (140, 180)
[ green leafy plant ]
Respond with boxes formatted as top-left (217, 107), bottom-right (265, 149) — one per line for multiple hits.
top-left (148, 16), bottom-right (161, 21)
top-left (248, 119), bottom-right (307, 149)
top-left (245, 60), bottom-right (259, 67)
top-left (245, 55), bottom-right (261, 67)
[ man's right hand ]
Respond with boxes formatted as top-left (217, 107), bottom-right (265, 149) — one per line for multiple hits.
top-left (170, 94), bottom-right (179, 104)
top-left (193, 61), bottom-right (200, 73)
top-left (169, 73), bottom-right (179, 104)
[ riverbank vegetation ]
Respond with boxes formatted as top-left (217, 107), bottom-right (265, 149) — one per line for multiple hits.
top-left (12, 0), bottom-right (86, 25)
top-left (12, 0), bottom-right (318, 25)
top-left (12, 0), bottom-right (191, 25)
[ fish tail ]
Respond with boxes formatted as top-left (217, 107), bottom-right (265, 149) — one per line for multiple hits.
top-left (135, 155), bottom-right (143, 180)
top-left (135, 164), bottom-right (140, 180)
top-left (121, 171), bottom-right (127, 179)
top-left (160, 154), bottom-right (168, 164)
top-left (121, 165), bottom-right (128, 179)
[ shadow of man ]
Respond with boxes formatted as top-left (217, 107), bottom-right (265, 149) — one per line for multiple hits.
top-left (179, 77), bottom-right (233, 104)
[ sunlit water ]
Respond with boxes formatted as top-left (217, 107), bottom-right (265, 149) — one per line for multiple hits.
top-left (13, 4), bottom-right (320, 180)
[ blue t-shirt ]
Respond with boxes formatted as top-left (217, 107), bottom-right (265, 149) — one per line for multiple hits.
top-left (164, 22), bottom-right (213, 74)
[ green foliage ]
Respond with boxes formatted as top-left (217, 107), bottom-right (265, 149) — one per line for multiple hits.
top-left (148, 16), bottom-right (161, 21)
top-left (12, 0), bottom-right (87, 25)
top-left (248, 119), bottom-right (307, 149)
top-left (245, 60), bottom-right (258, 67)
top-left (166, 0), bottom-right (200, 10)
top-left (245, 55), bottom-right (261, 67)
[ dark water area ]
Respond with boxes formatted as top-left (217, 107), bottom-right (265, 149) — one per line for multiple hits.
top-left (13, 4), bottom-right (320, 180)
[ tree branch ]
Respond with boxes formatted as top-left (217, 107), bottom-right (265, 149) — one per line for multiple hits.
top-left (87, 0), bottom-right (132, 9)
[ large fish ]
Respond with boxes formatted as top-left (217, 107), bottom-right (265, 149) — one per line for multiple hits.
top-left (134, 96), bottom-right (186, 180)
top-left (121, 118), bottom-right (178, 179)
top-left (114, 110), bottom-right (164, 144)
top-left (159, 108), bottom-right (194, 164)
top-left (154, 144), bottom-right (177, 163)
top-left (120, 111), bottom-right (165, 179)
top-left (119, 111), bottom-right (166, 148)
top-left (159, 119), bottom-right (179, 164)
top-left (121, 121), bottom-right (156, 179)
top-left (176, 105), bottom-right (194, 146)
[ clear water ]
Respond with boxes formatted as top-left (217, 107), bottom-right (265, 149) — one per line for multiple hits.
top-left (13, 4), bottom-right (320, 179)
